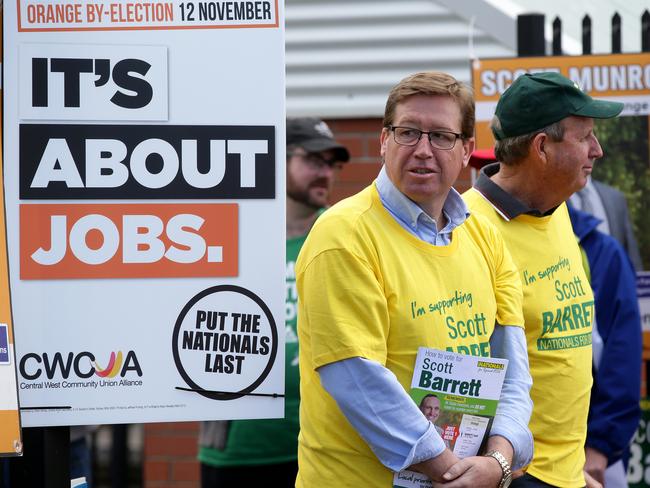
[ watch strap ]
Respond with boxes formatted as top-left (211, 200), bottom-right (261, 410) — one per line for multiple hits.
top-left (484, 450), bottom-right (512, 488)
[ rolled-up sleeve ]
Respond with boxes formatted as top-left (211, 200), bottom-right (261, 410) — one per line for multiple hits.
top-left (319, 357), bottom-right (447, 471)
top-left (489, 325), bottom-right (534, 470)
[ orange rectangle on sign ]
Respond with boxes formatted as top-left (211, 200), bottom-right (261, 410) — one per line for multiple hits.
top-left (472, 53), bottom-right (650, 102)
top-left (0, 410), bottom-right (21, 455)
top-left (470, 52), bottom-right (650, 149)
top-left (20, 203), bottom-right (238, 279)
top-left (17, 0), bottom-right (280, 32)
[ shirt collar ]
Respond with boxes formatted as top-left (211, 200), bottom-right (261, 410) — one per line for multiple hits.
top-left (375, 165), bottom-right (469, 231)
top-left (473, 163), bottom-right (555, 220)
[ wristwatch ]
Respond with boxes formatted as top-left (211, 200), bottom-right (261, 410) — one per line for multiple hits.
top-left (484, 450), bottom-right (512, 488)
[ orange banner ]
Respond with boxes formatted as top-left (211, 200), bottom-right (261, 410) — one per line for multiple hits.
top-left (471, 53), bottom-right (650, 149)
top-left (0, 12), bottom-right (23, 452)
top-left (20, 203), bottom-right (239, 279)
top-left (16, 0), bottom-right (280, 32)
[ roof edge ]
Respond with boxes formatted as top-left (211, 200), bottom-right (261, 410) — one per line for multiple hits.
top-left (432, 0), bottom-right (582, 56)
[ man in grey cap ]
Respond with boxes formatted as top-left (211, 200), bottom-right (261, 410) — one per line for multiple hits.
top-left (464, 72), bottom-right (623, 488)
top-left (285, 117), bottom-right (351, 232)
top-left (198, 118), bottom-right (349, 487)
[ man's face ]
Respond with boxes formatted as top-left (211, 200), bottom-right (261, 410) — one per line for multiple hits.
top-left (544, 116), bottom-right (603, 195)
top-left (286, 149), bottom-right (343, 209)
top-left (380, 94), bottom-right (474, 214)
top-left (420, 396), bottom-right (441, 423)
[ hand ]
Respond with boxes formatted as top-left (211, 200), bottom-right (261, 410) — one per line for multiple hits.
top-left (436, 455), bottom-right (503, 488)
top-left (411, 449), bottom-right (460, 482)
top-left (584, 468), bottom-right (603, 488)
top-left (512, 469), bottom-right (525, 480)
top-left (584, 447), bottom-right (607, 486)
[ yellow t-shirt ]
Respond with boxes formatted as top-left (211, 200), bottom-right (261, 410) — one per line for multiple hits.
top-left (464, 189), bottom-right (594, 488)
top-left (295, 184), bottom-right (524, 487)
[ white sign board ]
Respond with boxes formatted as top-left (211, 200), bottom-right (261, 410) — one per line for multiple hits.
top-left (4, 0), bottom-right (286, 426)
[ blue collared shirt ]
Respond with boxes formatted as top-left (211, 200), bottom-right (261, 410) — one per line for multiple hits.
top-left (374, 166), bottom-right (470, 245)
top-left (318, 167), bottom-right (533, 471)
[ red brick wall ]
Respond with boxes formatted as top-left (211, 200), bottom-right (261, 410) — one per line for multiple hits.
top-left (141, 117), bottom-right (476, 487)
top-left (326, 118), bottom-right (383, 203)
top-left (143, 422), bottom-right (200, 488)
top-left (326, 117), bottom-right (474, 205)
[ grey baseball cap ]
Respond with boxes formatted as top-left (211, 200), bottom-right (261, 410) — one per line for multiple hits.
top-left (286, 117), bottom-right (350, 162)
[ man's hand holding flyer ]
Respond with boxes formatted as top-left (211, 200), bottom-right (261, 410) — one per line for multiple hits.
top-left (394, 347), bottom-right (509, 488)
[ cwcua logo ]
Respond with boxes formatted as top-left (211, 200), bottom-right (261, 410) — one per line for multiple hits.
top-left (19, 350), bottom-right (142, 380)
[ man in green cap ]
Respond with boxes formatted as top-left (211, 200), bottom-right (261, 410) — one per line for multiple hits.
top-left (464, 72), bottom-right (623, 488)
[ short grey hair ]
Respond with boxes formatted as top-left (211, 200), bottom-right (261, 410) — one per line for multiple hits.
top-left (492, 116), bottom-right (565, 166)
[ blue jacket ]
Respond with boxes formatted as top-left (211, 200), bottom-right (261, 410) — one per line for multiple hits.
top-left (568, 205), bottom-right (642, 463)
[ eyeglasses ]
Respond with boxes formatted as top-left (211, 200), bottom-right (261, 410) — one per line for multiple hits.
top-left (387, 125), bottom-right (463, 150)
top-left (291, 151), bottom-right (344, 171)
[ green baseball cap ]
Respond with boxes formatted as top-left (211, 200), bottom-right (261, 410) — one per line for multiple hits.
top-left (492, 72), bottom-right (623, 140)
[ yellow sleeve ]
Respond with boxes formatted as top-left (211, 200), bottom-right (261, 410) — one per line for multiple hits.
top-left (297, 248), bottom-right (390, 370)
top-left (491, 225), bottom-right (525, 329)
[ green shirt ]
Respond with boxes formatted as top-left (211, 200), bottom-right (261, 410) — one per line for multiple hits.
top-left (198, 234), bottom-right (306, 466)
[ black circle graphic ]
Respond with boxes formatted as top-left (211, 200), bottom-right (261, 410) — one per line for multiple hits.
top-left (172, 285), bottom-right (278, 401)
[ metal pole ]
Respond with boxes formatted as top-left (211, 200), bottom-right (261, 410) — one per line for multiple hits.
top-left (8, 427), bottom-right (70, 487)
top-left (111, 424), bottom-right (128, 488)
top-left (517, 13), bottom-right (546, 56)
top-left (552, 17), bottom-right (562, 55)
top-left (612, 13), bottom-right (622, 53)
top-left (642, 10), bottom-right (650, 52)
top-left (582, 15), bottom-right (592, 55)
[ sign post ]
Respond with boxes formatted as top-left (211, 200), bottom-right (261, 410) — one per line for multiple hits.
top-left (0, 68), bottom-right (23, 459)
top-left (4, 0), bottom-right (286, 428)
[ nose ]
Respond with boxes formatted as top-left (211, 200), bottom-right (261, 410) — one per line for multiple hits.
top-left (413, 134), bottom-right (434, 158)
top-left (590, 134), bottom-right (604, 159)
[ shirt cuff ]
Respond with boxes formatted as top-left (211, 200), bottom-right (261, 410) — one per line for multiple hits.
top-left (402, 421), bottom-right (447, 470)
top-left (318, 357), bottom-right (448, 472)
top-left (490, 413), bottom-right (534, 470)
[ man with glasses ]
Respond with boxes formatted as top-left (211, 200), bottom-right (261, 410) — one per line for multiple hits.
top-left (198, 117), bottom-right (349, 487)
top-left (295, 72), bottom-right (533, 487)
top-left (464, 72), bottom-right (624, 488)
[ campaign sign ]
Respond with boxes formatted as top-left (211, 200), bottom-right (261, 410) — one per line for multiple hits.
top-left (19, 43), bottom-right (168, 121)
top-left (470, 53), bottom-right (650, 150)
top-left (4, 0), bottom-right (285, 426)
top-left (0, 325), bottom-right (9, 365)
top-left (628, 399), bottom-right (650, 487)
top-left (19, 124), bottom-right (275, 200)
top-left (172, 285), bottom-right (279, 400)
top-left (0, 46), bottom-right (22, 452)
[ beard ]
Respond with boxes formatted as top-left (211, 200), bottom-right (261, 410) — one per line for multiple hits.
top-left (287, 177), bottom-right (330, 210)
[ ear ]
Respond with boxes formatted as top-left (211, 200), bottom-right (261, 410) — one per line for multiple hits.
top-left (380, 127), bottom-right (390, 158)
top-left (531, 132), bottom-right (549, 163)
top-left (461, 137), bottom-right (475, 168)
